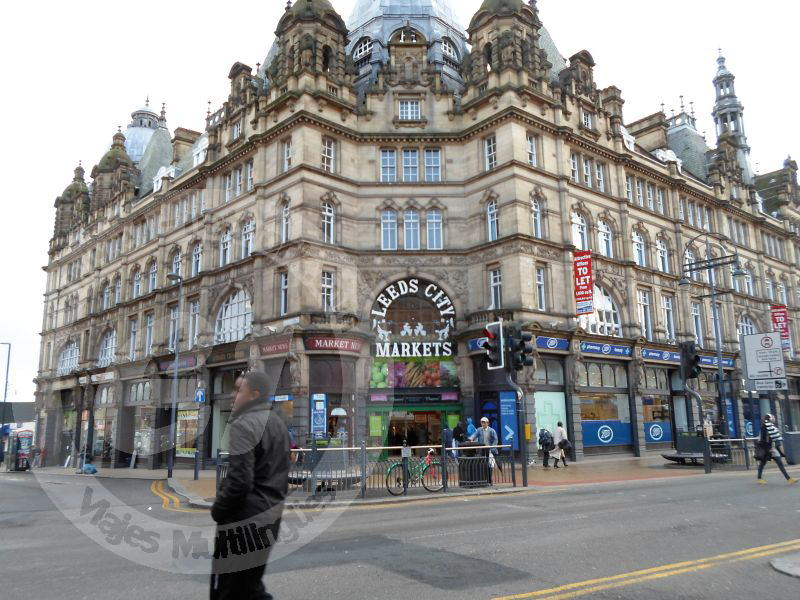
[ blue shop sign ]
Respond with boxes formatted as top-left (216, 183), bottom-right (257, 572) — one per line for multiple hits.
top-left (581, 342), bottom-right (632, 358)
top-left (642, 349), bottom-right (680, 363)
top-left (269, 394), bottom-right (293, 402)
top-left (700, 356), bottom-right (735, 368)
top-left (499, 391), bottom-right (519, 452)
top-left (468, 337), bottom-right (489, 352)
top-left (582, 421), bottom-right (633, 447)
top-left (536, 337), bottom-right (570, 352)
top-left (644, 421), bottom-right (673, 443)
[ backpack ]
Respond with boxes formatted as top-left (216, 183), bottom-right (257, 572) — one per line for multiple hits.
top-left (539, 430), bottom-right (553, 450)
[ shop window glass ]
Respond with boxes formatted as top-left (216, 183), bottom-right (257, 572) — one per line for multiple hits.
top-left (546, 361), bottom-right (564, 386)
top-left (643, 396), bottom-right (671, 423)
top-left (615, 366), bottom-right (628, 389)
top-left (588, 363), bottom-right (602, 387)
top-left (534, 359), bottom-right (546, 384)
top-left (581, 393), bottom-right (631, 422)
top-left (601, 364), bottom-right (615, 388)
top-left (576, 363), bottom-right (588, 387)
top-left (656, 370), bottom-right (668, 390)
top-left (646, 368), bottom-right (658, 390)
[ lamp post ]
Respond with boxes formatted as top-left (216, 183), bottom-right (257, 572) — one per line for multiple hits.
top-left (0, 343), bottom-right (10, 463)
top-left (680, 234), bottom-right (745, 436)
top-left (166, 273), bottom-right (184, 478)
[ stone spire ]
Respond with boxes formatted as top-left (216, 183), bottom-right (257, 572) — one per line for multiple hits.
top-left (712, 51), bottom-right (754, 184)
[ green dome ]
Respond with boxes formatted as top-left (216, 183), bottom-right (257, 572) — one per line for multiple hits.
top-left (62, 165), bottom-right (88, 198)
top-left (97, 131), bottom-right (132, 172)
top-left (478, 0), bottom-right (525, 15)
top-left (289, 0), bottom-right (338, 18)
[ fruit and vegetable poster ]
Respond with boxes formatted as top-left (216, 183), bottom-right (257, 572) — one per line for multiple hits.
top-left (370, 358), bottom-right (458, 389)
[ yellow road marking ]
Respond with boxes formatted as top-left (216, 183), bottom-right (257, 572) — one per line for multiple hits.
top-left (150, 480), bottom-right (170, 509)
top-left (493, 538), bottom-right (800, 600)
top-left (158, 480), bottom-right (183, 508)
top-left (149, 480), bottom-right (206, 514)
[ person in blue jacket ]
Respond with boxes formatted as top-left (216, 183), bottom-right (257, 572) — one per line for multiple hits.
top-left (466, 417), bottom-right (477, 438)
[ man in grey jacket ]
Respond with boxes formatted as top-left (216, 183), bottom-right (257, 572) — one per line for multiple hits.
top-left (211, 371), bottom-right (290, 600)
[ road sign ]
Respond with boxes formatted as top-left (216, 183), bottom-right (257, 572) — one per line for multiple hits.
top-left (194, 388), bottom-right (206, 404)
top-left (742, 332), bottom-right (786, 381)
top-left (755, 378), bottom-right (788, 391)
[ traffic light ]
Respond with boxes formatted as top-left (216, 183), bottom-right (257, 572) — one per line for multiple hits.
top-left (510, 329), bottom-right (535, 371)
top-left (680, 341), bottom-right (702, 380)
top-left (482, 321), bottom-right (505, 371)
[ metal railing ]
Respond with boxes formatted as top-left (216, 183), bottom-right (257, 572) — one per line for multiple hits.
top-left (708, 438), bottom-right (759, 471)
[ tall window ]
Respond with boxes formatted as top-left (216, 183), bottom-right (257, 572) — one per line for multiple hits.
top-left (487, 201), bottom-right (499, 242)
top-left (484, 137), bottom-right (497, 171)
top-left (635, 180), bottom-right (644, 207)
top-left (219, 230), bottom-right (232, 267)
top-left (114, 278), bottom-right (122, 305)
top-left (168, 305), bottom-right (179, 352)
top-left (58, 341), bottom-right (80, 376)
top-left (662, 295), bottom-right (676, 341)
top-left (572, 212), bottom-right (588, 251)
top-left (527, 134), bottom-right (538, 167)
top-left (382, 210), bottom-right (397, 251)
top-left (353, 38), bottom-right (373, 62)
top-left (322, 202), bottom-right (336, 244)
top-left (321, 272), bottom-right (335, 313)
top-left (97, 330), bottom-right (117, 368)
top-left (583, 158), bottom-right (593, 187)
top-left (282, 139), bottom-right (293, 172)
top-left (148, 262), bottom-right (158, 293)
top-left (596, 163), bottom-right (606, 192)
top-left (102, 285), bottom-right (111, 310)
top-left (582, 111), bottom-right (594, 129)
top-left (656, 239), bottom-right (669, 273)
top-left (132, 270), bottom-right (142, 299)
top-left (188, 300), bottom-right (200, 348)
top-left (570, 153), bottom-right (580, 183)
top-left (686, 250), bottom-right (700, 282)
top-left (425, 148), bottom-right (441, 182)
top-left (766, 279), bottom-right (775, 302)
top-left (738, 315), bottom-right (758, 337)
top-left (633, 232), bottom-right (646, 267)
top-left (598, 220), bottom-right (613, 257)
top-left (692, 302), bottom-right (704, 347)
top-left (246, 161), bottom-right (254, 191)
top-left (322, 137), bottom-right (336, 173)
top-left (403, 149), bottom-right (419, 182)
top-left (646, 184), bottom-right (655, 210)
top-left (581, 286), bottom-right (622, 337)
top-left (637, 290), bottom-right (653, 340)
top-left (279, 272), bottom-right (289, 316)
top-left (489, 268), bottom-right (502, 309)
top-left (171, 251), bottom-right (182, 280)
top-left (744, 269), bottom-right (754, 296)
top-left (191, 243), bottom-right (203, 277)
top-left (399, 100), bottom-right (421, 121)
top-left (215, 289), bottom-right (252, 343)
top-left (145, 313), bottom-right (155, 355)
top-left (532, 200), bottom-right (543, 238)
top-left (241, 220), bottom-right (255, 258)
top-left (779, 282), bottom-right (789, 306)
top-left (224, 173), bottom-right (232, 203)
top-left (129, 318), bottom-right (138, 361)
top-left (381, 149), bottom-right (397, 182)
top-left (234, 168), bottom-right (243, 197)
top-left (626, 176), bottom-right (634, 202)
top-left (656, 188), bottom-right (666, 214)
top-left (281, 204), bottom-right (290, 243)
top-left (404, 210), bottom-right (420, 250)
top-left (535, 266), bottom-right (547, 311)
top-left (427, 210), bottom-right (443, 250)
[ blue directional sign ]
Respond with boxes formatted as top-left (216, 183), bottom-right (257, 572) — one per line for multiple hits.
top-left (194, 388), bottom-right (206, 404)
top-left (499, 391), bottom-right (519, 452)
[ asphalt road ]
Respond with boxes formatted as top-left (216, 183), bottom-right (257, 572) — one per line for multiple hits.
top-left (0, 466), bottom-right (798, 599)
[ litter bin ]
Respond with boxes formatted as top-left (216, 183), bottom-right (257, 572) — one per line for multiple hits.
top-left (457, 441), bottom-right (491, 488)
top-left (5, 430), bottom-right (32, 472)
top-left (783, 432), bottom-right (800, 465)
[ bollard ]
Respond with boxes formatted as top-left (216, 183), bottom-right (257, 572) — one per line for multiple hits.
top-left (702, 436), bottom-right (712, 474)
top-left (310, 436), bottom-right (319, 500)
top-left (194, 449), bottom-right (200, 481)
top-left (511, 446), bottom-right (517, 487)
top-left (743, 437), bottom-right (751, 470)
top-left (360, 440), bottom-right (367, 499)
top-left (402, 440), bottom-right (409, 496)
top-left (441, 433), bottom-right (448, 493)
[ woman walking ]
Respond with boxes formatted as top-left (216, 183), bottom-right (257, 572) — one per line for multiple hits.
top-left (756, 414), bottom-right (797, 485)
top-left (552, 422), bottom-right (570, 469)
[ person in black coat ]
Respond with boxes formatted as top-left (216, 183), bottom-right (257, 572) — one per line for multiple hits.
top-left (211, 371), bottom-right (290, 600)
top-left (755, 414), bottom-right (797, 485)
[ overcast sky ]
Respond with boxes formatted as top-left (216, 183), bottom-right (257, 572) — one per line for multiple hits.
top-left (0, 0), bottom-right (797, 404)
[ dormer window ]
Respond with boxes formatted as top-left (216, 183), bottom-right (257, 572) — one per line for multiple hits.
top-left (582, 111), bottom-right (594, 129)
top-left (399, 100), bottom-right (421, 121)
top-left (232, 121), bottom-right (242, 141)
top-left (400, 29), bottom-right (418, 43)
top-left (353, 38), bottom-right (373, 66)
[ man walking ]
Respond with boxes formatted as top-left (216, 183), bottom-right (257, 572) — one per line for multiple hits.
top-left (211, 371), bottom-right (290, 599)
top-left (755, 414), bottom-right (797, 486)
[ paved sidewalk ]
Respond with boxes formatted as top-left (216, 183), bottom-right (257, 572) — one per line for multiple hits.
top-left (1, 465), bottom-right (217, 482)
top-left (771, 553), bottom-right (800, 579)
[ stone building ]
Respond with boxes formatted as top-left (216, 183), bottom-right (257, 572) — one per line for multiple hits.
top-left (35, 0), bottom-right (800, 469)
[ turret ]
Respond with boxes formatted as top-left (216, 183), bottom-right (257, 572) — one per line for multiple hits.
top-left (711, 52), bottom-right (754, 184)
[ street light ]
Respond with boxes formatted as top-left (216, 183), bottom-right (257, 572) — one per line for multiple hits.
top-left (0, 343), bottom-right (10, 464)
top-left (166, 273), bottom-right (183, 478)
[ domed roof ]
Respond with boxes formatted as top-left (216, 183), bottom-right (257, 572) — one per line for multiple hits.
top-left (289, 0), bottom-right (337, 17)
top-left (347, 0), bottom-right (462, 30)
top-left (62, 165), bottom-right (88, 198)
top-left (97, 131), bottom-right (132, 172)
top-left (477, 0), bottom-right (524, 16)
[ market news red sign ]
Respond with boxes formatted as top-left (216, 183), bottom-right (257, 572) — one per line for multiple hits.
top-left (306, 337), bottom-right (363, 353)
top-left (259, 338), bottom-right (291, 356)
top-left (771, 305), bottom-right (791, 349)
top-left (574, 251), bottom-right (594, 316)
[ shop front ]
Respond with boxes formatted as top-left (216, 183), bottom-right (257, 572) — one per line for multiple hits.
top-left (367, 277), bottom-right (461, 453)
top-left (260, 337), bottom-right (296, 433)
top-left (533, 337), bottom-right (569, 447)
top-left (92, 384), bottom-right (119, 467)
top-left (695, 357), bottom-right (738, 437)
top-left (787, 377), bottom-right (800, 433)
top-left (119, 378), bottom-right (157, 468)
top-left (57, 389), bottom-right (77, 466)
top-left (577, 342), bottom-right (634, 455)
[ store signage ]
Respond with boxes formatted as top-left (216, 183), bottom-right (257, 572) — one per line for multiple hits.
top-left (743, 332), bottom-right (785, 381)
top-left (269, 394), bottom-right (293, 402)
top-left (583, 421), bottom-right (633, 447)
top-left (771, 305), bottom-right (791, 350)
top-left (78, 372), bottom-right (117, 385)
top-left (441, 392), bottom-right (459, 402)
top-left (259, 338), bottom-right (291, 356)
top-left (642, 349), bottom-right (680, 363)
top-left (311, 393), bottom-right (327, 438)
top-left (468, 337), bottom-right (489, 352)
top-left (370, 394), bottom-right (389, 403)
top-left (158, 356), bottom-right (197, 372)
top-left (306, 336), bottom-right (363, 353)
top-left (537, 337), bottom-right (570, 351)
top-left (580, 342), bottom-right (632, 357)
top-left (499, 391), bottom-right (519, 452)
top-left (208, 349), bottom-right (248, 364)
top-left (644, 422), bottom-right (673, 444)
top-left (371, 278), bottom-right (456, 358)
top-left (573, 251), bottom-right (594, 316)
top-left (699, 356), bottom-right (735, 368)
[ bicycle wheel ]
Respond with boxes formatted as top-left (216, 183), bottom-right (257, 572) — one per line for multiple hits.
top-left (422, 460), bottom-right (444, 493)
top-left (385, 463), bottom-right (405, 496)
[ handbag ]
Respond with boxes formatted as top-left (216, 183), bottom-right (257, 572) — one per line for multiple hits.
top-left (559, 440), bottom-right (573, 453)
top-left (754, 443), bottom-right (768, 462)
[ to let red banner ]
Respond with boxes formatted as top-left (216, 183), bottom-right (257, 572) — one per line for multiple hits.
top-left (771, 305), bottom-right (791, 349)
top-left (574, 251), bottom-right (594, 316)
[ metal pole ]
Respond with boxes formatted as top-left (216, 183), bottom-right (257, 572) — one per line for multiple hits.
top-left (506, 370), bottom-right (528, 488)
top-left (167, 278), bottom-right (183, 479)
top-left (0, 344), bottom-right (10, 463)
top-left (706, 238), bottom-right (728, 437)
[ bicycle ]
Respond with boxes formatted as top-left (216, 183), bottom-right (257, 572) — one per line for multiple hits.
top-left (386, 447), bottom-right (444, 495)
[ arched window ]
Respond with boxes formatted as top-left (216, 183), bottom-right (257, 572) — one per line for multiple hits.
top-left (132, 270), bottom-right (142, 299)
top-left (241, 220), bottom-right (255, 259)
top-left (102, 284), bottom-right (111, 310)
top-left (148, 262), bottom-right (158, 293)
top-left (532, 200), bottom-right (543, 238)
top-left (220, 229), bottom-right (232, 267)
top-left (571, 212), bottom-right (588, 251)
top-left (744, 269), bottom-right (754, 296)
top-left (442, 38), bottom-right (459, 61)
top-left (353, 38), bottom-right (373, 63)
top-left (484, 43), bottom-right (493, 72)
top-left (487, 200), bottom-right (498, 242)
top-left (322, 202), bottom-right (336, 244)
top-left (738, 315), bottom-right (758, 337)
top-left (322, 45), bottom-right (333, 73)
top-left (97, 330), bottom-right (117, 368)
top-left (280, 204), bottom-right (290, 244)
top-left (632, 232), bottom-right (646, 267)
top-left (57, 341), bottom-right (79, 376)
top-left (765, 278), bottom-right (775, 302)
top-left (580, 285), bottom-right (622, 337)
top-left (382, 210), bottom-right (397, 251)
top-left (215, 289), bottom-right (253, 343)
top-left (114, 277), bottom-right (122, 305)
top-left (191, 243), bottom-right (203, 277)
top-left (427, 210), bottom-right (443, 250)
top-left (656, 239), bottom-right (669, 273)
top-left (399, 29), bottom-right (418, 43)
top-left (597, 220), bottom-right (613, 257)
top-left (778, 281), bottom-right (789, 306)
top-left (171, 251), bottom-right (182, 280)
